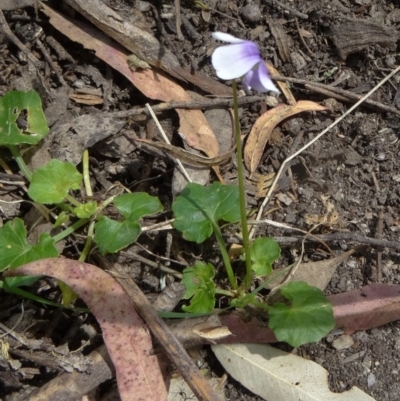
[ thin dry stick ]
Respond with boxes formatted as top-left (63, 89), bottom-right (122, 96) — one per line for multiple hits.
top-left (250, 65), bottom-right (400, 239)
top-left (174, 0), bottom-right (184, 40)
top-left (145, 103), bottom-right (192, 183)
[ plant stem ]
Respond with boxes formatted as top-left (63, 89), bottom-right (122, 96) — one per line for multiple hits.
top-left (215, 288), bottom-right (235, 297)
top-left (52, 218), bottom-right (89, 243)
top-left (79, 220), bottom-right (95, 262)
top-left (213, 222), bottom-right (238, 290)
top-left (231, 81), bottom-right (252, 290)
top-left (65, 194), bottom-right (82, 207)
top-left (8, 145), bottom-right (32, 181)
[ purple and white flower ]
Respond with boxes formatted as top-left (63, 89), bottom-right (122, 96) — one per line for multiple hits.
top-left (211, 32), bottom-right (279, 93)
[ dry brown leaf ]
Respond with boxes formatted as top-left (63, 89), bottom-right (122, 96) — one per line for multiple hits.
top-left (69, 93), bottom-right (103, 105)
top-left (40, 3), bottom-right (220, 159)
top-left (244, 101), bottom-right (327, 173)
top-left (264, 248), bottom-right (359, 291)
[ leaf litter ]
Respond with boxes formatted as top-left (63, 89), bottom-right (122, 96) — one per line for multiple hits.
top-left (2, 0), bottom-right (396, 396)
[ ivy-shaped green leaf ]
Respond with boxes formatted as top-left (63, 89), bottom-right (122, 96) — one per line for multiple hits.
top-left (114, 193), bottom-right (163, 221)
top-left (172, 182), bottom-right (240, 243)
top-left (93, 193), bottom-right (163, 254)
top-left (94, 216), bottom-right (141, 254)
top-left (0, 218), bottom-right (59, 272)
top-left (182, 262), bottom-right (215, 313)
top-left (0, 90), bottom-right (49, 146)
top-left (28, 159), bottom-right (82, 204)
top-left (250, 237), bottom-right (281, 276)
top-left (268, 281), bottom-right (335, 347)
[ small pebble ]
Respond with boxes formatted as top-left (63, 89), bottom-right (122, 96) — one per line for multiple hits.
top-left (332, 334), bottom-right (354, 350)
top-left (139, 1), bottom-right (151, 12)
top-left (367, 373), bottom-right (376, 387)
top-left (241, 3), bottom-right (262, 22)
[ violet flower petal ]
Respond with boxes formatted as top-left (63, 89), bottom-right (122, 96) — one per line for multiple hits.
top-left (212, 41), bottom-right (261, 80)
top-left (211, 32), bottom-right (247, 44)
top-left (242, 62), bottom-right (280, 93)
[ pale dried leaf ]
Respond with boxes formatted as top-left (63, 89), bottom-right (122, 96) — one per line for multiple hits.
top-left (212, 343), bottom-right (375, 401)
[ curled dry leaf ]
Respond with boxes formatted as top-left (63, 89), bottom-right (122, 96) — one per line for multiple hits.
top-left (5, 259), bottom-right (167, 401)
top-left (244, 101), bottom-right (327, 173)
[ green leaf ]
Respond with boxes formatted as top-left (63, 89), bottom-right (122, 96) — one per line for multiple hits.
top-left (0, 90), bottom-right (49, 145)
top-left (268, 281), bottom-right (335, 347)
top-left (28, 159), bottom-right (82, 204)
top-left (73, 201), bottom-right (97, 218)
top-left (250, 237), bottom-right (281, 276)
top-left (94, 216), bottom-right (141, 254)
top-left (93, 193), bottom-right (163, 254)
top-left (181, 261), bottom-right (215, 313)
top-left (54, 211), bottom-right (69, 228)
top-left (114, 193), bottom-right (163, 221)
top-left (4, 275), bottom-right (42, 288)
top-left (172, 182), bottom-right (240, 243)
top-left (0, 218), bottom-right (59, 272)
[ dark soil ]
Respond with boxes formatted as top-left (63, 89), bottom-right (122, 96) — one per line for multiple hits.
top-left (1, 0), bottom-right (400, 400)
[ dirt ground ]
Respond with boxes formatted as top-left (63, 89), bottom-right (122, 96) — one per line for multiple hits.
top-left (1, 0), bottom-right (400, 400)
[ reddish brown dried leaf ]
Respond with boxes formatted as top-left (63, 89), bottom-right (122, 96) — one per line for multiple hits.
top-left (5, 259), bottom-right (167, 401)
top-left (244, 101), bottom-right (326, 173)
top-left (331, 283), bottom-right (400, 334)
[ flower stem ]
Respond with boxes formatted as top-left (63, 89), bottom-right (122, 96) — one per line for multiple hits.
top-left (8, 145), bottom-right (32, 181)
top-left (231, 80), bottom-right (253, 290)
top-left (213, 222), bottom-right (238, 290)
top-left (79, 220), bottom-right (95, 262)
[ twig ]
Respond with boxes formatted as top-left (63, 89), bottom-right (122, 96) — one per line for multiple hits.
top-left (272, 74), bottom-right (400, 116)
top-left (104, 95), bottom-right (266, 118)
top-left (248, 218), bottom-right (332, 253)
top-left (174, 0), bottom-right (184, 40)
top-left (294, 18), bottom-right (314, 56)
top-left (264, 0), bottom-right (308, 20)
top-left (119, 249), bottom-right (183, 278)
top-left (250, 65), bottom-right (400, 239)
top-left (375, 211), bottom-right (384, 281)
top-left (145, 103), bottom-right (192, 183)
top-left (35, 38), bottom-right (67, 86)
top-left (272, 231), bottom-right (400, 251)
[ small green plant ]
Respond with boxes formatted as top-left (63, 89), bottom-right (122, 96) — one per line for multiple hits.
top-left (1, 75), bottom-right (335, 346)
top-left (0, 90), bottom-right (162, 304)
top-left (169, 32), bottom-right (335, 347)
